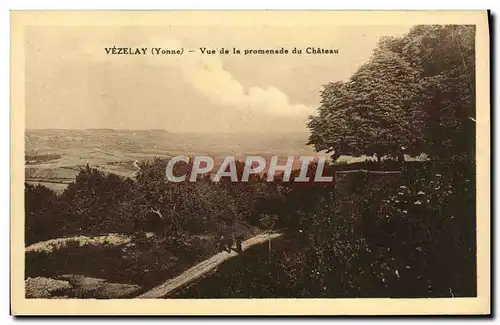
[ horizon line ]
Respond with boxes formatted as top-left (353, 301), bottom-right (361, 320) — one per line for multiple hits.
top-left (25, 128), bottom-right (311, 134)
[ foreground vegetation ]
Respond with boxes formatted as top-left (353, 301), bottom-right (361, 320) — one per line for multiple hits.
top-left (25, 157), bottom-right (475, 298)
top-left (171, 160), bottom-right (475, 298)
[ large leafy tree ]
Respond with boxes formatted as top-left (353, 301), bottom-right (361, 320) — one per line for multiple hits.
top-left (308, 25), bottom-right (475, 163)
top-left (407, 25), bottom-right (475, 160)
top-left (308, 49), bottom-right (423, 162)
top-left (307, 81), bottom-right (359, 160)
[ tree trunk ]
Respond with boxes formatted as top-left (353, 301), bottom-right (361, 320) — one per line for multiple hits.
top-left (397, 150), bottom-right (405, 165)
top-left (268, 232), bottom-right (271, 261)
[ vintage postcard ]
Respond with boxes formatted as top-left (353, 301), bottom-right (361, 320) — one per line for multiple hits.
top-left (11, 10), bottom-right (490, 315)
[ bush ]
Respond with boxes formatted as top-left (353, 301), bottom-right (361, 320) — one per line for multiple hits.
top-left (371, 165), bottom-right (476, 296)
top-left (172, 161), bottom-right (476, 298)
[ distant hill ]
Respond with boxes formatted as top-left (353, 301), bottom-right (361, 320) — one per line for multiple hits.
top-left (24, 129), bottom-right (329, 186)
top-left (24, 129), bottom-right (426, 192)
top-left (25, 129), bottom-right (319, 158)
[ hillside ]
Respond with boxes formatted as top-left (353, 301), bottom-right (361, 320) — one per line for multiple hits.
top-left (25, 129), bottom-right (327, 192)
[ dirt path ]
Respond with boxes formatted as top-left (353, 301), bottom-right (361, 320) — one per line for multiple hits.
top-left (137, 232), bottom-right (283, 299)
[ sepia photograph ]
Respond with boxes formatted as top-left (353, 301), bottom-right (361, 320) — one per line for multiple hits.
top-left (10, 10), bottom-right (490, 315)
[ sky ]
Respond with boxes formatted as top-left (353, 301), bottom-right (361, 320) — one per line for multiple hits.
top-left (25, 24), bottom-right (412, 133)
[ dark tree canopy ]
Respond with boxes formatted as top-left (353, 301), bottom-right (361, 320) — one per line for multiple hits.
top-left (308, 25), bottom-right (475, 162)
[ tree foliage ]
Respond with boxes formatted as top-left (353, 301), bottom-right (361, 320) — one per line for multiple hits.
top-left (308, 25), bottom-right (475, 162)
top-left (25, 158), bottom-right (291, 244)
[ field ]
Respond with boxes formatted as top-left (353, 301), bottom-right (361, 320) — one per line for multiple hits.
top-left (25, 129), bottom-right (334, 187)
top-left (25, 129), bottom-right (409, 191)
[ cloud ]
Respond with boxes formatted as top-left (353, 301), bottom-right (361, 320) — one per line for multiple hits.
top-left (151, 39), bottom-right (313, 118)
